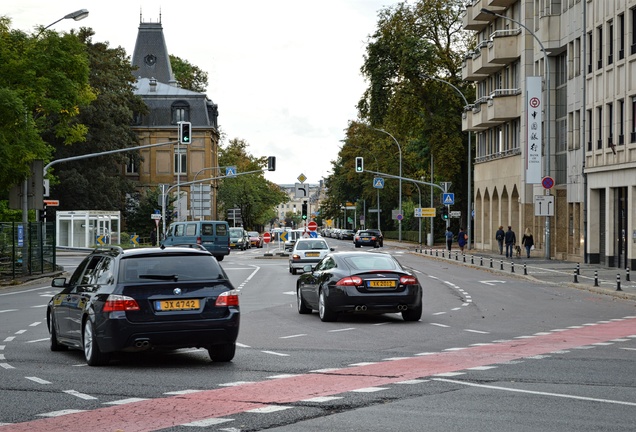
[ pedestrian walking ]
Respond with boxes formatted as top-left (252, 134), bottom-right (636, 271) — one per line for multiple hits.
top-left (445, 227), bottom-right (453, 251)
top-left (457, 227), bottom-right (467, 253)
top-left (521, 228), bottom-right (534, 258)
top-left (504, 226), bottom-right (516, 258)
top-left (495, 225), bottom-right (505, 255)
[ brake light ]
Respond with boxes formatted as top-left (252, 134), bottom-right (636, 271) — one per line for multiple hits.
top-left (103, 295), bottom-right (140, 312)
top-left (336, 276), bottom-right (363, 286)
top-left (216, 290), bottom-right (239, 307)
top-left (400, 275), bottom-right (419, 285)
top-left (196, 236), bottom-right (202, 245)
top-left (292, 254), bottom-right (301, 261)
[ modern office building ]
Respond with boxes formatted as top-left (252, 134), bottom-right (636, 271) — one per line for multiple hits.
top-left (462, 0), bottom-right (635, 268)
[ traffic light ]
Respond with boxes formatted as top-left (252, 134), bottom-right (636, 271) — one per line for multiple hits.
top-left (302, 201), bottom-right (308, 220)
top-left (355, 157), bottom-right (364, 173)
top-left (178, 121), bottom-right (192, 144)
top-left (441, 207), bottom-right (449, 220)
top-left (267, 156), bottom-right (276, 171)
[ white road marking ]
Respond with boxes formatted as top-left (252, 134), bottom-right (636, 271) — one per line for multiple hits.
top-left (103, 398), bottom-right (149, 405)
top-left (25, 377), bottom-right (51, 384)
top-left (261, 350), bottom-right (290, 357)
top-left (280, 334), bottom-right (306, 339)
top-left (302, 396), bottom-right (343, 402)
top-left (434, 378), bottom-right (636, 406)
top-left (351, 387), bottom-right (389, 393)
top-left (183, 417), bottom-right (234, 426)
top-left (246, 406), bottom-right (293, 413)
top-left (38, 409), bottom-right (86, 417)
top-left (63, 390), bottom-right (97, 400)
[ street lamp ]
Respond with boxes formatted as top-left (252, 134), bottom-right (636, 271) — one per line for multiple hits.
top-left (37, 9), bottom-right (89, 37)
top-left (481, 8), bottom-right (551, 259)
top-left (372, 128), bottom-right (402, 242)
top-left (422, 74), bottom-right (472, 250)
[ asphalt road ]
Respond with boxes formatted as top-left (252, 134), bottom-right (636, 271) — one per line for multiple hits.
top-left (0, 240), bottom-right (634, 431)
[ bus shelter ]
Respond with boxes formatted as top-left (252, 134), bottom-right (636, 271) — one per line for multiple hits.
top-left (56, 211), bottom-right (120, 248)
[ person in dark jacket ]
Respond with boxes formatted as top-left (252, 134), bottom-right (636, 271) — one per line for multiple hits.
top-left (495, 225), bottom-right (505, 255)
top-left (457, 227), bottom-right (467, 253)
top-left (504, 226), bottom-right (516, 258)
top-left (521, 228), bottom-right (534, 258)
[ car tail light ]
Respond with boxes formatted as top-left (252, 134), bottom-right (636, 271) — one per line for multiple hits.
top-left (216, 290), bottom-right (239, 307)
top-left (103, 295), bottom-right (140, 312)
top-left (336, 276), bottom-right (363, 286)
top-left (400, 275), bottom-right (419, 285)
top-left (292, 254), bottom-right (301, 261)
top-left (196, 236), bottom-right (202, 245)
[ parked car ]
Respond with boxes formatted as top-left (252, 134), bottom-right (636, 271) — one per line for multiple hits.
top-left (296, 251), bottom-right (422, 322)
top-left (284, 229), bottom-right (305, 251)
top-left (161, 220), bottom-right (230, 261)
top-left (364, 228), bottom-right (384, 247)
top-left (247, 231), bottom-right (263, 248)
top-left (229, 227), bottom-right (249, 250)
top-left (339, 229), bottom-right (356, 240)
top-left (354, 230), bottom-right (381, 248)
top-left (289, 237), bottom-right (334, 275)
top-left (46, 246), bottom-right (240, 366)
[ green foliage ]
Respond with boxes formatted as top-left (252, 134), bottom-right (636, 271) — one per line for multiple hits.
top-left (124, 187), bottom-right (174, 236)
top-left (218, 139), bottom-right (288, 230)
top-left (170, 55), bottom-right (209, 93)
top-left (0, 18), bottom-right (94, 193)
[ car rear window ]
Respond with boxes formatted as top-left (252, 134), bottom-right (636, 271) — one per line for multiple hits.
top-left (119, 254), bottom-right (226, 283)
top-left (343, 255), bottom-right (398, 271)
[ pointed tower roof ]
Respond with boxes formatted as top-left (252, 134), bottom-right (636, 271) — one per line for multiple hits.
top-left (131, 14), bottom-right (175, 84)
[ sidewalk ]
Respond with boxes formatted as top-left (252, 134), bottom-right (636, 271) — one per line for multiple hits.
top-left (385, 240), bottom-right (636, 301)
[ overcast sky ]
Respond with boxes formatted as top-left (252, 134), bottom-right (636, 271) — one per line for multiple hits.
top-left (6, 1), bottom-right (398, 185)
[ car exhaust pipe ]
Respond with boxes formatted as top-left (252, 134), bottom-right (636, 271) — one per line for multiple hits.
top-left (355, 305), bottom-right (368, 311)
top-left (134, 339), bottom-right (150, 349)
top-left (397, 305), bottom-right (407, 311)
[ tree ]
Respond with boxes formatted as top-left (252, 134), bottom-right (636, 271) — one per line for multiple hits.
top-left (0, 17), bottom-right (95, 194)
top-left (170, 55), bottom-right (209, 93)
top-left (49, 28), bottom-right (147, 211)
top-left (217, 139), bottom-right (288, 230)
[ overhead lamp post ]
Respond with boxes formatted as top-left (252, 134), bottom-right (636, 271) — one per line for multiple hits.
top-left (372, 128), bottom-right (402, 242)
top-left (422, 74), bottom-right (472, 250)
top-left (481, 8), bottom-right (551, 259)
top-left (37, 9), bottom-right (89, 37)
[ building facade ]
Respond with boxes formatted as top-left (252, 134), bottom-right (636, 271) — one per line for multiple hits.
top-left (462, 0), bottom-right (636, 268)
top-left (129, 17), bottom-right (220, 223)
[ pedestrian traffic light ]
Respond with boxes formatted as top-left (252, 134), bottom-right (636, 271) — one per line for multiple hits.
top-left (441, 207), bottom-right (449, 220)
top-left (302, 201), bottom-right (308, 220)
top-left (178, 121), bottom-right (192, 144)
top-left (267, 156), bottom-right (276, 171)
top-left (355, 157), bottom-right (364, 173)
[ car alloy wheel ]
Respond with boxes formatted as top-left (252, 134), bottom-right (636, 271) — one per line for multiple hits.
top-left (297, 288), bottom-right (311, 314)
top-left (318, 289), bottom-right (337, 322)
top-left (83, 320), bottom-right (110, 366)
top-left (49, 314), bottom-right (67, 352)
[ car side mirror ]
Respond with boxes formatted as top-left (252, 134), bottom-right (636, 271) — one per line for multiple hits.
top-left (51, 277), bottom-right (67, 288)
top-left (330, 247), bottom-right (335, 251)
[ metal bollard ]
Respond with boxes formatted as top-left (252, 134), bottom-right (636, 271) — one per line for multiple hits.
top-left (463, 254), bottom-right (466, 263)
top-left (500, 260), bottom-right (504, 270)
top-left (594, 270), bottom-right (599, 287)
top-left (617, 274), bottom-right (622, 291)
top-left (455, 251), bottom-right (459, 261)
top-left (471, 255), bottom-right (474, 264)
top-left (573, 269), bottom-right (578, 283)
top-left (480, 257), bottom-right (483, 266)
top-left (523, 263), bottom-right (527, 275)
top-left (436, 249), bottom-right (439, 257)
top-left (511, 262), bottom-right (515, 273)
top-left (576, 263), bottom-right (580, 275)
top-left (490, 258), bottom-right (493, 268)
top-left (626, 267), bottom-right (631, 282)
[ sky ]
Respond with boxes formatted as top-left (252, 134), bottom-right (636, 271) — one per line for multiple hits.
top-left (5, 0), bottom-right (399, 185)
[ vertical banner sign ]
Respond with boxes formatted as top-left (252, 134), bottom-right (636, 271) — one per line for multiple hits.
top-left (526, 76), bottom-right (543, 184)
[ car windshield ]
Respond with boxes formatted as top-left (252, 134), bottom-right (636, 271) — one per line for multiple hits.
top-left (248, 232), bottom-right (259, 237)
top-left (358, 232), bottom-right (374, 236)
top-left (229, 228), bottom-right (243, 237)
top-left (296, 241), bottom-right (328, 251)
top-left (343, 255), bottom-right (399, 271)
top-left (119, 255), bottom-right (226, 283)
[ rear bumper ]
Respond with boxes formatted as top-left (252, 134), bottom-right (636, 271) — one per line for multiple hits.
top-left (325, 286), bottom-right (422, 313)
top-left (94, 310), bottom-right (240, 352)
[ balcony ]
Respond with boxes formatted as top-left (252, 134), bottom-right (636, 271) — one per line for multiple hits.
top-left (486, 89), bottom-right (521, 122)
top-left (462, 106), bottom-right (488, 132)
top-left (472, 41), bottom-right (505, 74)
top-left (470, 97), bottom-right (501, 129)
top-left (487, 0), bottom-right (515, 6)
top-left (537, 14), bottom-right (561, 52)
top-left (462, 54), bottom-right (487, 81)
top-left (462, 1), bottom-right (488, 31)
top-left (487, 29), bottom-right (522, 65)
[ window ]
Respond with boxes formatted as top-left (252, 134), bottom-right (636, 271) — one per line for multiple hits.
top-left (632, 8), bottom-right (636, 55)
top-left (174, 148), bottom-right (187, 175)
top-left (587, 31), bottom-right (593, 73)
top-left (597, 26), bottom-right (603, 69)
top-left (607, 102), bottom-right (613, 148)
top-left (171, 101), bottom-right (190, 124)
top-left (587, 109), bottom-right (592, 151)
top-left (631, 96), bottom-right (636, 143)
top-left (596, 106), bottom-right (603, 149)
top-left (618, 99), bottom-right (624, 144)
top-left (618, 14), bottom-right (625, 60)
top-left (125, 154), bottom-right (138, 174)
top-left (608, 20), bottom-right (614, 65)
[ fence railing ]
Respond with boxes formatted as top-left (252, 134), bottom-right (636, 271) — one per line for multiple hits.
top-left (0, 222), bottom-right (57, 282)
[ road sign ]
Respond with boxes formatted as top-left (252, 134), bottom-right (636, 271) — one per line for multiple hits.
top-left (43, 199), bottom-right (60, 206)
top-left (442, 193), bottom-right (455, 205)
top-left (397, 214), bottom-right (403, 221)
top-left (450, 211), bottom-right (461, 218)
top-left (151, 213), bottom-right (162, 220)
top-left (542, 176), bottom-right (554, 189)
top-left (130, 234), bottom-right (139, 246)
top-left (295, 183), bottom-right (308, 198)
top-left (534, 195), bottom-right (555, 216)
top-left (297, 173), bottom-right (307, 183)
top-left (307, 221), bottom-right (318, 232)
top-left (417, 208), bottom-right (436, 217)
top-left (373, 178), bottom-right (385, 189)
top-left (225, 166), bottom-right (237, 177)
top-left (263, 232), bottom-right (272, 244)
top-left (280, 231), bottom-right (289, 242)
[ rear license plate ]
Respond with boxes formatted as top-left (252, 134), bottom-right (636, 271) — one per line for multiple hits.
top-left (156, 299), bottom-right (200, 311)
top-left (306, 252), bottom-right (320, 257)
top-left (368, 280), bottom-right (396, 288)
top-left (362, 237), bottom-right (370, 240)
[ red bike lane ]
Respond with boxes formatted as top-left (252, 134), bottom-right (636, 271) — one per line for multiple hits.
top-left (3, 316), bottom-right (635, 432)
